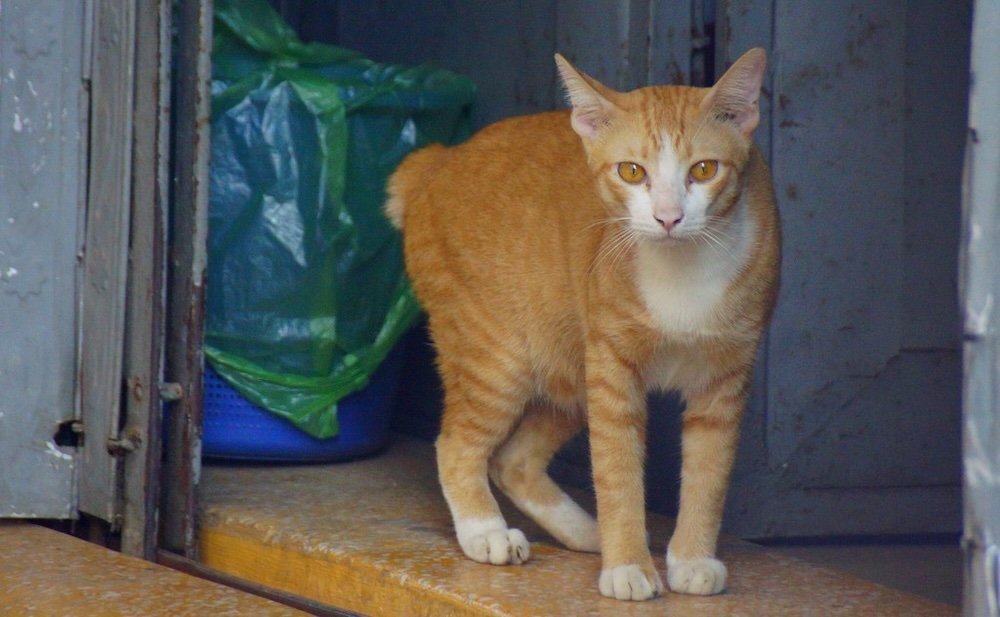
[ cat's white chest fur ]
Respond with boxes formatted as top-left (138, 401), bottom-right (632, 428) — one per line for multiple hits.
top-left (634, 206), bottom-right (754, 338)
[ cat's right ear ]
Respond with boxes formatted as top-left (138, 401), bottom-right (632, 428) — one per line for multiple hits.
top-left (555, 54), bottom-right (620, 139)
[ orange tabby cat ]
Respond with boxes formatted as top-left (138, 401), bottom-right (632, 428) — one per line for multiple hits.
top-left (386, 48), bottom-right (779, 601)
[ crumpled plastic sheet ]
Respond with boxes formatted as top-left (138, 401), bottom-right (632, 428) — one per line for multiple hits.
top-left (205, 0), bottom-right (476, 437)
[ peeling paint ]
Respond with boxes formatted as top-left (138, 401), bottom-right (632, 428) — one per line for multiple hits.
top-left (45, 441), bottom-right (73, 461)
top-left (964, 428), bottom-right (998, 487)
top-left (967, 292), bottom-right (994, 336)
top-left (12, 113), bottom-right (22, 132)
top-left (5, 267), bottom-right (19, 278)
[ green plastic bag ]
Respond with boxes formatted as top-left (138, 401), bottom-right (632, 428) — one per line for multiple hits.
top-left (206, 0), bottom-right (476, 438)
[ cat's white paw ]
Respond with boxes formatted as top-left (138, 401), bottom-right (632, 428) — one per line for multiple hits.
top-left (598, 564), bottom-right (664, 601)
top-left (666, 552), bottom-right (727, 595)
top-left (456, 519), bottom-right (530, 565)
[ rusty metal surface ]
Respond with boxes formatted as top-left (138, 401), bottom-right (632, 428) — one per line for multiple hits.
top-left (120, 0), bottom-right (171, 559)
top-left (0, 0), bottom-right (86, 518)
top-left (161, 0), bottom-right (212, 557)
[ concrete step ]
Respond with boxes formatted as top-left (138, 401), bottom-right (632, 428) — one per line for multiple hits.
top-left (199, 435), bottom-right (958, 617)
top-left (0, 521), bottom-right (307, 616)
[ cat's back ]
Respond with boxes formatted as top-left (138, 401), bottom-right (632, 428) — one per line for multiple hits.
top-left (386, 110), bottom-right (589, 233)
top-left (386, 110), bottom-right (599, 290)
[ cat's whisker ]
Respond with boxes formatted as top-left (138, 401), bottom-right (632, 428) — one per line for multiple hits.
top-left (584, 216), bottom-right (632, 232)
top-left (608, 228), bottom-right (639, 272)
top-left (590, 230), bottom-right (621, 274)
top-left (601, 228), bottom-right (635, 270)
top-left (698, 227), bottom-right (738, 263)
top-left (592, 225), bottom-right (638, 274)
top-left (703, 225), bottom-right (736, 244)
top-left (700, 218), bottom-right (738, 246)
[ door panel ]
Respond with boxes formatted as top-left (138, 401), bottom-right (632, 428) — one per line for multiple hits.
top-left (0, 0), bottom-right (87, 518)
top-left (722, 0), bottom-right (967, 536)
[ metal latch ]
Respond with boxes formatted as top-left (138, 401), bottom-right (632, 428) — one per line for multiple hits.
top-left (159, 382), bottom-right (184, 402)
top-left (107, 427), bottom-right (143, 457)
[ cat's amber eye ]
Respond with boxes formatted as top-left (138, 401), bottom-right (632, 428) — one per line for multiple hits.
top-left (617, 162), bottom-right (647, 184)
top-left (689, 160), bottom-right (719, 183)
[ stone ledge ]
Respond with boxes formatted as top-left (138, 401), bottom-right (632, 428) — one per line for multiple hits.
top-left (199, 435), bottom-right (958, 617)
top-left (0, 522), bottom-right (306, 616)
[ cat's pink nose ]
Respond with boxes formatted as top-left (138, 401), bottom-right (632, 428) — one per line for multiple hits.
top-left (655, 214), bottom-right (684, 231)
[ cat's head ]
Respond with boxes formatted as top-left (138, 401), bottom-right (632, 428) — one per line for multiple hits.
top-left (555, 49), bottom-right (767, 243)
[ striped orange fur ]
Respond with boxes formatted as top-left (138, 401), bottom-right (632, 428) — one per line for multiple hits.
top-left (386, 48), bottom-right (779, 602)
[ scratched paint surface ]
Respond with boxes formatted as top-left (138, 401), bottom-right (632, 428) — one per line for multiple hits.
top-left (0, 1), bottom-right (85, 517)
top-left (199, 437), bottom-right (956, 616)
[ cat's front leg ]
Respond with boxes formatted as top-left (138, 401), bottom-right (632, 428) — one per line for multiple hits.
top-left (586, 339), bottom-right (663, 601)
top-left (666, 374), bottom-right (748, 596)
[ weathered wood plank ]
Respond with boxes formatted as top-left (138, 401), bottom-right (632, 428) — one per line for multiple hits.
top-left (78, 0), bottom-right (137, 525)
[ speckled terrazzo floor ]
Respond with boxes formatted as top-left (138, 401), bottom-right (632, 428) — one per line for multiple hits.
top-left (0, 522), bottom-right (307, 616)
top-left (199, 435), bottom-right (959, 617)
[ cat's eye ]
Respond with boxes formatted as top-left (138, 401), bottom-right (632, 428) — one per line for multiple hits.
top-left (617, 162), bottom-right (647, 184)
top-left (689, 160), bottom-right (719, 183)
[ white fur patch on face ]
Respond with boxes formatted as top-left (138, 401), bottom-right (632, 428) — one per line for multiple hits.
top-left (634, 194), bottom-right (755, 337)
top-left (620, 135), bottom-right (716, 240)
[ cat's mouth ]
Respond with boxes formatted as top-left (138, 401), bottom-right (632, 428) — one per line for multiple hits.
top-left (638, 227), bottom-right (696, 245)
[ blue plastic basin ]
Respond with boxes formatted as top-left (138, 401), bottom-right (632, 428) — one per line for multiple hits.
top-left (202, 345), bottom-right (403, 462)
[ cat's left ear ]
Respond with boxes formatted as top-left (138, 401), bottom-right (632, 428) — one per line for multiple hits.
top-left (703, 47), bottom-right (767, 136)
top-left (555, 54), bottom-right (622, 139)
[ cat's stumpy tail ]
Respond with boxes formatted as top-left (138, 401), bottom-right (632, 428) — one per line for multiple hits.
top-left (385, 143), bottom-right (448, 230)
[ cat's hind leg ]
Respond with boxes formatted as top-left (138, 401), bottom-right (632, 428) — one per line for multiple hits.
top-left (488, 402), bottom-right (600, 553)
top-left (435, 347), bottom-right (534, 566)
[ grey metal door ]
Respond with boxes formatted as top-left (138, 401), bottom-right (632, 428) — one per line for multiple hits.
top-left (0, 2), bottom-right (169, 560)
top-left (0, 0), bottom-right (88, 519)
top-left (720, 0), bottom-right (968, 537)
